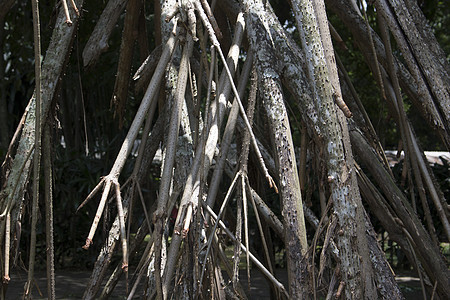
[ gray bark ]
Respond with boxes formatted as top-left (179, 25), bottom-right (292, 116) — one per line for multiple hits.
top-left (243, 0), bottom-right (309, 297)
top-left (377, 0), bottom-right (450, 131)
top-left (350, 126), bottom-right (450, 299)
top-left (291, 0), bottom-right (376, 296)
top-left (82, 0), bottom-right (127, 68)
top-left (326, 0), bottom-right (450, 148)
top-left (82, 112), bottom-right (164, 299)
top-left (0, 0), bottom-right (84, 245)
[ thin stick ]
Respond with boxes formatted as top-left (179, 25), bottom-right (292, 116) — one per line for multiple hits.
top-left (136, 181), bottom-right (152, 234)
top-left (199, 0), bottom-right (222, 39)
top-left (154, 33), bottom-right (193, 218)
top-left (233, 173), bottom-right (243, 288)
top-left (156, 32), bottom-right (195, 300)
top-left (76, 178), bottom-right (105, 212)
top-left (83, 179), bottom-right (112, 249)
top-left (203, 49), bottom-right (253, 223)
top-left (194, 1), bottom-right (277, 193)
top-left (43, 123), bottom-right (55, 299)
top-left (75, 36), bottom-right (89, 156)
top-left (114, 181), bottom-right (128, 272)
top-left (3, 212), bottom-right (10, 284)
top-left (430, 280), bottom-right (437, 300)
top-left (61, 0), bottom-right (72, 25)
top-left (401, 227), bottom-right (427, 300)
top-left (241, 176), bottom-right (251, 288)
top-left (202, 202), bottom-right (289, 298)
top-left (311, 197), bottom-right (332, 300)
top-left (325, 266), bottom-right (339, 300)
top-left (126, 244), bottom-right (154, 300)
top-left (240, 78), bottom-right (273, 282)
top-left (237, 70), bottom-right (257, 288)
top-left (246, 177), bottom-right (274, 275)
top-left (200, 171), bottom-right (241, 285)
top-left (249, 187), bottom-right (284, 239)
top-left (69, 0), bottom-right (80, 16)
top-left (80, 25), bottom-right (179, 248)
top-left (25, 0), bottom-right (42, 297)
top-left (126, 87), bottom-right (159, 243)
top-left (160, 47), bottom-right (217, 295)
top-left (379, 14), bottom-right (449, 241)
top-left (211, 235), bottom-right (248, 299)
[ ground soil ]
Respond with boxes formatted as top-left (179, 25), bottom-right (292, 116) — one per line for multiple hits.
top-left (4, 268), bottom-right (423, 299)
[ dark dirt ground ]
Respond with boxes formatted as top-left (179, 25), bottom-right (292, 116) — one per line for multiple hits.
top-left (4, 268), bottom-right (423, 299)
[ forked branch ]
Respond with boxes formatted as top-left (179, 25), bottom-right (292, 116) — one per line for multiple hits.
top-left (78, 23), bottom-right (179, 250)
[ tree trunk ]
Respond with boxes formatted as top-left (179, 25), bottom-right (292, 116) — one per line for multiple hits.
top-left (244, 1), bottom-right (310, 297)
top-left (0, 0), bottom-right (84, 248)
top-left (326, 0), bottom-right (450, 148)
top-left (350, 127), bottom-right (450, 299)
top-left (2, 0), bottom-right (449, 298)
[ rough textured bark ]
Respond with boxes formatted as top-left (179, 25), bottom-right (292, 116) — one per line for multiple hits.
top-left (377, 0), bottom-right (450, 131)
top-left (290, 0), bottom-right (376, 297)
top-left (222, 0), bottom-right (403, 298)
top-left (403, 0), bottom-right (450, 75)
top-left (260, 75), bottom-right (309, 298)
top-left (154, 27), bottom-right (194, 299)
top-left (82, 0), bottom-right (127, 68)
top-left (0, 0), bottom-right (84, 246)
top-left (350, 127), bottom-right (450, 299)
top-left (43, 124), bottom-right (55, 300)
top-left (159, 36), bottom-right (195, 300)
top-left (5, 0), bottom-right (448, 298)
top-left (326, 0), bottom-right (450, 148)
top-left (243, 1), bottom-right (309, 297)
top-left (25, 0), bottom-right (43, 297)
